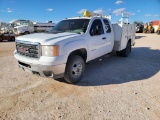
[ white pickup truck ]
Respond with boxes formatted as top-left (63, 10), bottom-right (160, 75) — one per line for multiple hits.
top-left (14, 15), bottom-right (135, 84)
top-left (10, 19), bottom-right (54, 35)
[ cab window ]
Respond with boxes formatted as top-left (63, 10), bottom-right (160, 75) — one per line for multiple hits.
top-left (90, 19), bottom-right (104, 36)
top-left (103, 19), bottom-right (111, 33)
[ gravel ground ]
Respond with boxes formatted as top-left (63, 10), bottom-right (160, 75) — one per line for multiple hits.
top-left (0, 33), bottom-right (160, 120)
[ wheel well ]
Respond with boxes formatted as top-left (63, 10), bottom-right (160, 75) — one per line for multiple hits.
top-left (128, 39), bottom-right (131, 43)
top-left (24, 31), bottom-right (30, 34)
top-left (68, 48), bottom-right (87, 62)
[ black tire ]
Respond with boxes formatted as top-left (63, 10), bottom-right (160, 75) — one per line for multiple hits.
top-left (0, 37), bottom-right (2, 42)
top-left (10, 37), bottom-right (15, 41)
top-left (64, 55), bottom-right (85, 84)
top-left (121, 41), bottom-right (131, 57)
top-left (151, 28), bottom-right (154, 33)
top-left (24, 31), bottom-right (30, 34)
top-left (140, 29), bottom-right (143, 33)
top-left (116, 51), bottom-right (121, 56)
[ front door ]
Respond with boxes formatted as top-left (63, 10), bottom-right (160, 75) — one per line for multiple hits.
top-left (88, 19), bottom-right (108, 61)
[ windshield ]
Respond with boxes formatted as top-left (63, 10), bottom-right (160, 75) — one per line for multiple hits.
top-left (19, 22), bottom-right (29, 26)
top-left (50, 19), bottom-right (90, 34)
top-left (11, 22), bottom-right (30, 27)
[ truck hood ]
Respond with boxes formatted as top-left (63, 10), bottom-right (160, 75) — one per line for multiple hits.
top-left (16, 32), bottom-right (81, 45)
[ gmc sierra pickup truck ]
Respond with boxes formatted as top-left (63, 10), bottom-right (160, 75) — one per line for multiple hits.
top-left (14, 12), bottom-right (135, 84)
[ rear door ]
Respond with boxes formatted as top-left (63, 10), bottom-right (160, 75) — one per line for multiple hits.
top-left (103, 19), bottom-right (114, 53)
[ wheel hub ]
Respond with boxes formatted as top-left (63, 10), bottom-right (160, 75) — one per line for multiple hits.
top-left (72, 63), bottom-right (82, 78)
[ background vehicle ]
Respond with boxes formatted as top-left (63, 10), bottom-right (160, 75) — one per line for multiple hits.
top-left (10, 19), bottom-right (55, 35)
top-left (33, 21), bottom-right (55, 32)
top-left (143, 22), bottom-right (154, 33)
top-left (0, 22), bottom-right (15, 41)
top-left (14, 11), bottom-right (135, 84)
top-left (0, 33), bottom-right (15, 42)
top-left (134, 21), bottom-right (144, 33)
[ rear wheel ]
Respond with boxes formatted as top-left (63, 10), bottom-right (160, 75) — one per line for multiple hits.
top-left (24, 31), bottom-right (30, 35)
top-left (116, 51), bottom-right (121, 56)
top-left (121, 41), bottom-right (131, 57)
top-left (64, 55), bottom-right (85, 84)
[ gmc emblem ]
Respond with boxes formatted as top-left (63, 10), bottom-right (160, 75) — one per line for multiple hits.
top-left (18, 47), bottom-right (29, 53)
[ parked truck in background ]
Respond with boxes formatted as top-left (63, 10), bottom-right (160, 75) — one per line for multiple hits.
top-left (14, 11), bottom-right (136, 84)
top-left (134, 21), bottom-right (144, 33)
top-left (143, 22), bottom-right (155, 33)
top-left (10, 19), bottom-right (55, 35)
top-left (0, 22), bottom-right (15, 41)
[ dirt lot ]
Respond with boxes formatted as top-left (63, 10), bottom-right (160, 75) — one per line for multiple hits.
top-left (0, 33), bottom-right (160, 120)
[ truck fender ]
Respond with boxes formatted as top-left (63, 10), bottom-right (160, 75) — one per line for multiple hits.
top-left (62, 39), bottom-right (88, 60)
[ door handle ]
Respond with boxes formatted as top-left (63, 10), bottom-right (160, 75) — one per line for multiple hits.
top-left (102, 37), bottom-right (106, 40)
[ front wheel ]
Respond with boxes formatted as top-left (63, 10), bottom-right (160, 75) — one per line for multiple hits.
top-left (64, 55), bottom-right (85, 84)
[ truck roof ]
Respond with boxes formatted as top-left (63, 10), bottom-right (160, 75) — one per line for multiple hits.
top-left (65, 17), bottom-right (91, 20)
top-left (10, 19), bottom-right (31, 23)
top-left (64, 16), bottom-right (110, 20)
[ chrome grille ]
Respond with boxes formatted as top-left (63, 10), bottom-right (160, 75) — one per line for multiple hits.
top-left (16, 41), bottom-right (40, 58)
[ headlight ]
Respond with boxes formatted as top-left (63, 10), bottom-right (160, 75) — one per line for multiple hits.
top-left (42, 45), bottom-right (59, 57)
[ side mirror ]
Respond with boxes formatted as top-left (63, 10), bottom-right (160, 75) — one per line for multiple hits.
top-left (90, 29), bottom-right (96, 36)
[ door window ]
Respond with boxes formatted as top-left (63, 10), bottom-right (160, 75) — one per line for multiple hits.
top-left (90, 19), bottom-right (104, 36)
top-left (103, 19), bottom-right (111, 33)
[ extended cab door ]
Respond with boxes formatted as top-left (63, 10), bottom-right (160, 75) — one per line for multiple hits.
top-left (103, 19), bottom-right (114, 53)
top-left (87, 18), bottom-right (112, 61)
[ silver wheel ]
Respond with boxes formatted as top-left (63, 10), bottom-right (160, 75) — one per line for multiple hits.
top-left (72, 63), bottom-right (83, 78)
top-left (64, 55), bottom-right (85, 84)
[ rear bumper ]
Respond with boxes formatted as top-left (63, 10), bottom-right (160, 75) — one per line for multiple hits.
top-left (17, 60), bottom-right (66, 79)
